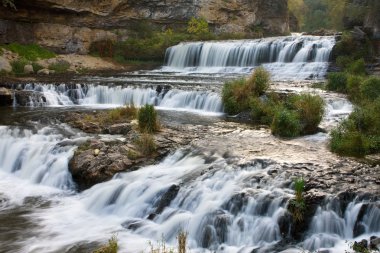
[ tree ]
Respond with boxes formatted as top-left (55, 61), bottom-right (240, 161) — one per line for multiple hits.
top-left (187, 17), bottom-right (209, 36)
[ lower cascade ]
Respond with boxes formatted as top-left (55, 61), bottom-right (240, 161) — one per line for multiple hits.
top-left (21, 83), bottom-right (223, 113)
top-left (0, 127), bottom-right (379, 253)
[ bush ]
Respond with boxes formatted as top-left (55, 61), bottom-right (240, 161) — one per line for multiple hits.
top-left (48, 60), bottom-right (70, 73)
top-left (93, 235), bottom-right (118, 253)
top-left (138, 104), bottom-right (159, 133)
top-left (187, 17), bottom-right (212, 39)
top-left (222, 78), bottom-right (250, 115)
top-left (250, 94), bottom-right (279, 125)
top-left (288, 178), bottom-right (306, 223)
top-left (10, 58), bottom-right (28, 74)
top-left (347, 74), bottom-right (364, 102)
top-left (31, 62), bottom-right (44, 73)
top-left (89, 40), bottom-right (114, 58)
top-left (360, 77), bottom-right (380, 102)
top-left (135, 133), bottom-right (156, 156)
top-left (247, 66), bottom-right (271, 96)
top-left (346, 58), bottom-right (366, 76)
top-left (330, 127), bottom-right (370, 157)
top-left (104, 105), bottom-right (138, 124)
top-left (2, 43), bottom-right (55, 61)
top-left (271, 108), bottom-right (301, 137)
top-left (327, 72), bottom-right (348, 92)
top-left (291, 94), bottom-right (324, 134)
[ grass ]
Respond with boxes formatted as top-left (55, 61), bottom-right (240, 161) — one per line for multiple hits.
top-left (93, 235), bottom-right (118, 253)
top-left (10, 58), bottom-right (29, 75)
top-left (271, 107), bottom-right (301, 138)
top-left (48, 60), bottom-right (70, 73)
top-left (135, 133), bottom-right (157, 156)
top-left (288, 178), bottom-right (306, 223)
top-left (1, 43), bottom-right (55, 61)
top-left (138, 104), bottom-right (159, 133)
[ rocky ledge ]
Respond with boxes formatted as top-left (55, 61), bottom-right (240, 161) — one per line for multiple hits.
top-left (64, 111), bottom-right (202, 190)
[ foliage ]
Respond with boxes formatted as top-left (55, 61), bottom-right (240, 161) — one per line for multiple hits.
top-left (288, 178), bottom-right (306, 223)
top-left (2, 43), bottom-right (55, 61)
top-left (222, 68), bottom-right (271, 115)
top-left (90, 40), bottom-right (114, 58)
top-left (360, 77), bottom-right (380, 102)
top-left (104, 105), bottom-right (138, 124)
top-left (187, 17), bottom-right (211, 39)
top-left (135, 133), bottom-right (156, 156)
top-left (249, 93), bottom-right (280, 125)
top-left (327, 72), bottom-right (348, 93)
top-left (291, 93), bottom-right (325, 134)
top-left (31, 62), bottom-right (44, 73)
top-left (346, 59), bottom-right (366, 76)
top-left (271, 108), bottom-right (301, 138)
top-left (10, 58), bottom-right (28, 75)
top-left (93, 235), bottom-right (118, 253)
top-left (330, 98), bottom-right (380, 157)
top-left (247, 66), bottom-right (271, 96)
top-left (138, 104), bottom-right (159, 133)
top-left (48, 60), bottom-right (70, 73)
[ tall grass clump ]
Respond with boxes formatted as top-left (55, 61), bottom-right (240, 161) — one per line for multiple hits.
top-left (135, 133), bottom-right (157, 156)
top-left (222, 67), bottom-right (271, 115)
top-left (93, 235), bottom-right (118, 253)
top-left (48, 60), bottom-right (70, 73)
top-left (271, 108), bottom-right (301, 138)
top-left (291, 94), bottom-right (325, 134)
top-left (327, 72), bottom-right (348, 92)
top-left (288, 178), bottom-right (306, 223)
top-left (138, 104), bottom-right (159, 133)
top-left (360, 77), bottom-right (380, 102)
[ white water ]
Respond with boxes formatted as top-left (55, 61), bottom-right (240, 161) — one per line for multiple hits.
top-left (0, 126), bottom-right (379, 253)
top-left (162, 35), bottom-right (335, 80)
top-left (23, 83), bottom-right (224, 114)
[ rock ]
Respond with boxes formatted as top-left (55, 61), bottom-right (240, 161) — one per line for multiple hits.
top-left (0, 56), bottom-right (12, 72)
top-left (37, 68), bottom-right (50, 75)
top-left (370, 236), bottom-right (380, 250)
top-left (14, 90), bottom-right (46, 106)
top-left (23, 64), bottom-right (34, 74)
top-left (93, 149), bottom-right (100, 156)
top-left (152, 184), bottom-right (180, 216)
top-left (106, 123), bottom-right (132, 135)
top-left (353, 239), bottom-right (368, 251)
top-left (0, 88), bottom-right (12, 106)
top-left (0, 0), bottom-right (289, 54)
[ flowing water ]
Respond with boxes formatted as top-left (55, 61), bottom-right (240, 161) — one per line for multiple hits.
top-left (1, 35), bottom-right (379, 253)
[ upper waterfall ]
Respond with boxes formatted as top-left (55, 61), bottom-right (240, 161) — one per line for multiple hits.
top-left (162, 35), bottom-right (335, 80)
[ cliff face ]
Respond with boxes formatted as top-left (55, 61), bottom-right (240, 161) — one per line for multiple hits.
top-left (0, 0), bottom-right (289, 54)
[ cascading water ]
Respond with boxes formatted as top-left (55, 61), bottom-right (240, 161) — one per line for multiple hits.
top-left (22, 83), bottom-right (223, 114)
top-left (162, 35), bottom-right (335, 80)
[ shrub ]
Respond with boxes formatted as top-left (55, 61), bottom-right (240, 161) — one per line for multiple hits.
top-left (247, 66), bottom-right (271, 96)
top-left (288, 178), bottom-right (306, 223)
top-left (360, 77), bottom-right (380, 102)
top-left (89, 40), bottom-right (114, 58)
top-left (347, 74), bottom-right (364, 102)
top-left (31, 62), bottom-right (44, 73)
top-left (291, 94), bottom-right (324, 134)
top-left (327, 72), bottom-right (348, 92)
top-left (330, 127), bottom-right (370, 157)
top-left (187, 17), bottom-right (211, 39)
top-left (93, 235), bottom-right (118, 253)
top-left (10, 58), bottom-right (28, 74)
top-left (135, 133), bottom-right (156, 156)
top-left (250, 94), bottom-right (279, 125)
top-left (222, 78), bottom-right (250, 115)
top-left (271, 108), bottom-right (301, 137)
top-left (346, 58), bottom-right (366, 76)
top-left (48, 60), bottom-right (70, 73)
top-left (138, 104), bottom-right (159, 133)
top-left (336, 55), bottom-right (354, 70)
top-left (3, 43), bottom-right (55, 61)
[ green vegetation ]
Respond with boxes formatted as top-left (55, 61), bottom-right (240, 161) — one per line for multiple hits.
top-left (1, 43), bottom-right (55, 61)
top-left (271, 108), bottom-right (301, 137)
top-left (288, 0), bottom-right (367, 32)
top-left (187, 17), bottom-right (211, 39)
top-left (103, 105), bottom-right (138, 124)
top-left (135, 133), bottom-right (157, 156)
top-left (222, 68), bottom-right (324, 137)
top-left (93, 235), bottom-right (118, 253)
top-left (138, 104), bottom-right (159, 133)
top-left (48, 60), bottom-right (70, 73)
top-left (288, 178), bottom-right (306, 223)
top-left (10, 58), bottom-right (28, 75)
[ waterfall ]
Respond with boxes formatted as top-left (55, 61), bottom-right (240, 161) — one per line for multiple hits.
top-left (22, 83), bottom-right (223, 113)
top-left (0, 125), bottom-right (82, 190)
top-left (162, 35), bottom-right (335, 80)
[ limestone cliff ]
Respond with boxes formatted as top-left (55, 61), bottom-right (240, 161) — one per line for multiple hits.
top-left (0, 0), bottom-right (289, 54)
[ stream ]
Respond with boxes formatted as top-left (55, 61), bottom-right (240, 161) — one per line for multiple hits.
top-left (0, 34), bottom-right (379, 253)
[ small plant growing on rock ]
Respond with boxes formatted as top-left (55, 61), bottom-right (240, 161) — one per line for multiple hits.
top-left (135, 133), bottom-right (156, 156)
top-left (177, 230), bottom-right (188, 253)
top-left (93, 235), bottom-right (118, 253)
top-left (138, 104), bottom-right (159, 133)
top-left (288, 178), bottom-right (306, 223)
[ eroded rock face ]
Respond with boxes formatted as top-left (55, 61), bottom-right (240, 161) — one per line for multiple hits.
top-left (0, 0), bottom-right (289, 54)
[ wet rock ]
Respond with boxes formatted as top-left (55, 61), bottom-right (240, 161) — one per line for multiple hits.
top-left (277, 211), bottom-right (292, 238)
top-left (0, 88), bottom-right (12, 106)
top-left (353, 239), bottom-right (368, 251)
top-left (153, 184), bottom-right (180, 215)
top-left (23, 64), bottom-right (34, 74)
top-left (370, 236), bottom-right (380, 250)
top-left (14, 90), bottom-right (46, 106)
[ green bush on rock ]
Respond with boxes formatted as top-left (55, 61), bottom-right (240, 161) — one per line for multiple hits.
top-left (138, 104), bottom-right (159, 133)
top-left (271, 108), bottom-right (301, 138)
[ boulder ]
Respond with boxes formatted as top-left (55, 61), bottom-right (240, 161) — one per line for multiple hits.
top-left (23, 64), bottom-right (34, 74)
top-left (37, 68), bottom-right (50, 75)
top-left (106, 123), bottom-right (133, 135)
top-left (0, 56), bottom-right (12, 72)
